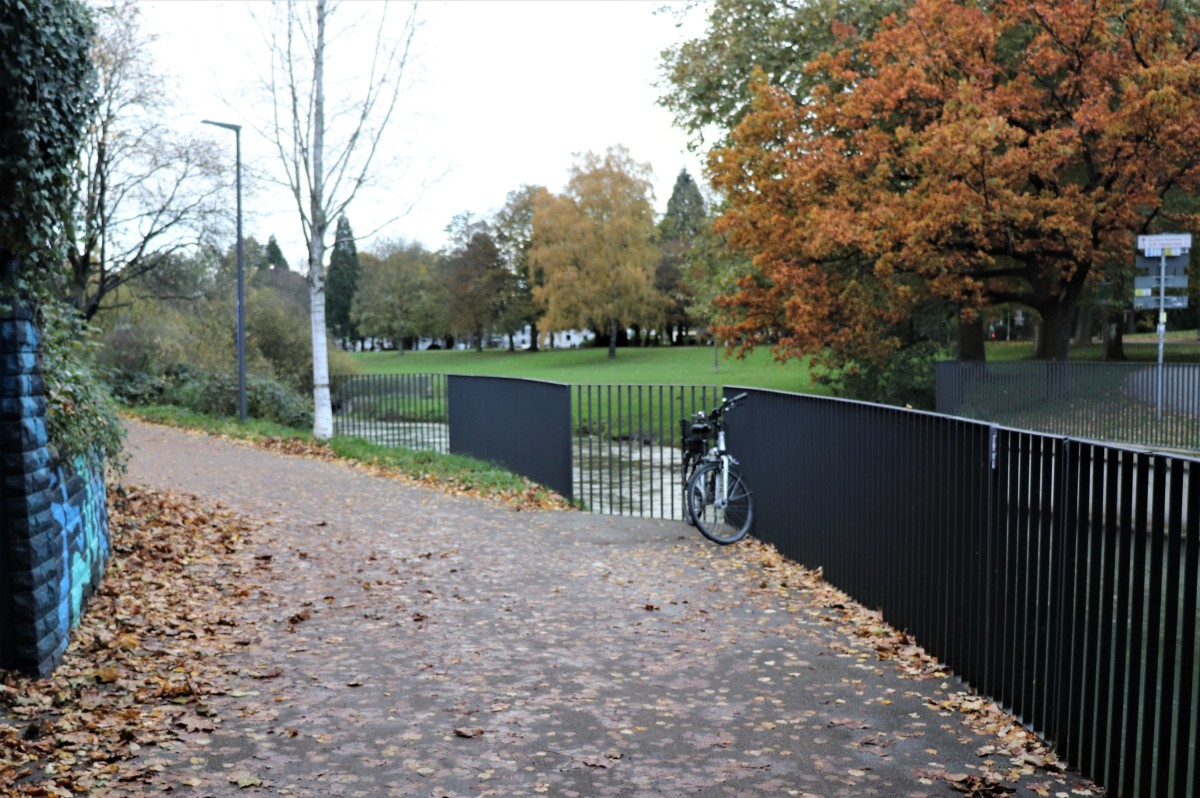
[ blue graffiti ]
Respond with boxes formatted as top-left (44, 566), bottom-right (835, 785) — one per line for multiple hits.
top-left (48, 456), bottom-right (110, 658)
top-left (2, 309), bottom-right (112, 674)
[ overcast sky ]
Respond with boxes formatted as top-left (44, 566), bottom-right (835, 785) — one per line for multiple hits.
top-left (137, 0), bottom-right (708, 266)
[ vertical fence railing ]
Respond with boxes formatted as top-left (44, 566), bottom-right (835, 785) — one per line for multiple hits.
top-left (729, 385), bottom-right (1200, 798)
top-left (937, 361), bottom-right (1200, 451)
top-left (571, 384), bottom-right (718, 519)
top-left (329, 373), bottom-right (449, 452)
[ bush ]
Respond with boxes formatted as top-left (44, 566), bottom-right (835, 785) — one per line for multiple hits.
top-left (106, 363), bottom-right (313, 430)
top-left (164, 369), bottom-right (313, 429)
top-left (105, 369), bottom-right (169, 406)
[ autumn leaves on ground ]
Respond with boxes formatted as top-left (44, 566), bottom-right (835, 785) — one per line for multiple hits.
top-left (0, 487), bottom-right (261, 795)
top-left (2, 432), bottom-right (1092, 797)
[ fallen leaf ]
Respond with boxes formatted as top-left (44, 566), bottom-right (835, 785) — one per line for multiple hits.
top-left (228, 771), bottom-right (263, 788)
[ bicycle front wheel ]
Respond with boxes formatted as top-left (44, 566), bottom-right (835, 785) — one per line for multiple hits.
top-left (685, 461), bottom-right (753, 545)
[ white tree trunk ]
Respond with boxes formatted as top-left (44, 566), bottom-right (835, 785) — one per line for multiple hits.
top-left (310, 236), bottom-right (333, 439)
top-left (264, 0), bottom-right (415, 442)
top-left (309, 0), bottom-right (333, 440)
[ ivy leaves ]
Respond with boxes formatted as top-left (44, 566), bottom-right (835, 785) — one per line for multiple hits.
top-left (0, 0), bottom-right (96, 284)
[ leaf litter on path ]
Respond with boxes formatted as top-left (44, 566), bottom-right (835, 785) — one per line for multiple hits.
top-left (0, 486), bottom-right (263, 796)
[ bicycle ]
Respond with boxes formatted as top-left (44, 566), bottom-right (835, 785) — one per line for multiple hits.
top-left (679, 392), bottom-right (754, 545)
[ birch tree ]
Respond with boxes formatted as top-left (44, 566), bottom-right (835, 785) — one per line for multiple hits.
top-left (263, 0), bottom-right (417, 438)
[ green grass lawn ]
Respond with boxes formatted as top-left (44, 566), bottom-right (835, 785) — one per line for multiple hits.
top-left (984, 332), bottom-right (1200, 363)
top-left (345, 345), bottom-right (829, 393)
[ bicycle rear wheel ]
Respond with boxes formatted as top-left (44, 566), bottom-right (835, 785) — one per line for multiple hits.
top-left (685, 461), bottom-right (753, 545)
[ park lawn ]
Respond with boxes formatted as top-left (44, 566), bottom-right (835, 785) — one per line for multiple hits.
top-left (984, 331), bottom-right (1200, 363)
top-left (345, 345), bottom-right (829, 394)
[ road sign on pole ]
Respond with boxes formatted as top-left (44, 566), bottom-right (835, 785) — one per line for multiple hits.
top-left (1133, 295), bottom-right (1188, 309)
top-left (1134, 254), bottom-right (1189, 275)
top-left (1134, 275), bottom-right (1190, 291)
top-left (1138, 233), bottom-right (1192, 251)
top-left (1133, 233), bottom-right (1192, 419)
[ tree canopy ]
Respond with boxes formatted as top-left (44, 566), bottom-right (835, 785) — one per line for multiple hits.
top-left (441, 215), bottom-right (512, 351)
top-left (0, 0), bottom-right (96, 286)
top-left (67, 0), bottom-right (224, 321)
top-left (530, 146), bottom-right (663, 359)
top-left (658, 0), bottom-right (902, 147)
top-left (350, 240), bottom-right (441, 349)
top-left (709, 0), bottom-right (1200, 364)
top-left (493, 185), bottom-right (548, 350)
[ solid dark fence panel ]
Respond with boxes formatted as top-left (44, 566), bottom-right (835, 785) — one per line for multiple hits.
top-left (329, 373), bottom-right (448, 452)
top-left (447, 375), bottom-right (572, 502)
top-left (571, 384), bottom-right (718, 519)
top-left (937, 361), bottom-right (1200, 452)
top-left (1178, 465), bottom-right (1200, 798)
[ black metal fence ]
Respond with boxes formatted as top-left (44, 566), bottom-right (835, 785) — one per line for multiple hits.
top-left (329, 374), bottom-right (717, 520)
top-left (571, 384), bottom-right (719, 518)
top-left (330, 373), bottom-right (448, 452)
top-left (447, 376), bottom-right (572, 501)
top-left (937, 361), bottom-right (1200, 451)
top-left (731, 386), bottom-right (1200, 798)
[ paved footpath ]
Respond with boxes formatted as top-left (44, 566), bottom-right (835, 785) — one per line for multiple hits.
top-left (122, 421), bottom-right (1099, 798)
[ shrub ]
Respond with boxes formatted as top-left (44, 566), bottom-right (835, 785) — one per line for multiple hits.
top-left (164, 369), bottom-right (313, 429)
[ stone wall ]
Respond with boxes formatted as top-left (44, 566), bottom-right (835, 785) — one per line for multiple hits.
top-left (0, 304), bottom-right (110, 676)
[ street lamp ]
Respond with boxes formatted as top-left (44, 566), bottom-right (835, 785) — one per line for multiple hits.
top-left (202, 119), bottom-right (246, 424)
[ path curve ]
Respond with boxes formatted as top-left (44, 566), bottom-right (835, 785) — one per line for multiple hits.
top-left (120, 420), bottom-right (1095, 797)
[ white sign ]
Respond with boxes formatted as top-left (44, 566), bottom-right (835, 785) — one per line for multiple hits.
top-left (1138, 233), bottom-right (1193, 252)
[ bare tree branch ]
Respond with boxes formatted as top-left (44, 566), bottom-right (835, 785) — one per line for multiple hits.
top-left (67, 0), bottom-right (225, 322)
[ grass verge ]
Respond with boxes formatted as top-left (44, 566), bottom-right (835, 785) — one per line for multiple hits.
top-left (120, 405), bottom-right (572, 511)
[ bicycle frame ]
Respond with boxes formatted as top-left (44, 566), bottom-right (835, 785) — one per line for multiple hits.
top-left (682, 391), bottom-right (753, 545)
top-left (686, 392), bottom-right (747, 507)
top-left (709, 428), bottom-right (733, 509)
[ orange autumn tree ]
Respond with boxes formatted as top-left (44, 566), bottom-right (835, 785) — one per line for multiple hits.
top-left (710, 0), bottom-right (1200, 367)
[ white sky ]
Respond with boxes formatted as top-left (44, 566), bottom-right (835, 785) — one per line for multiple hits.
top-left (138, 0), bottom-right (708, 266)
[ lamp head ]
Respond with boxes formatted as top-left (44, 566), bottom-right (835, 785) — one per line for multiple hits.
top-left (201, 119), bottom-right (241, 132)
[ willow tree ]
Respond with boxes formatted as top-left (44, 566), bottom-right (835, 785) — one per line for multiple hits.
top-left (263, 0), bottom-right (417, 438)
top-left (530, 146), bottom-right (664, 359)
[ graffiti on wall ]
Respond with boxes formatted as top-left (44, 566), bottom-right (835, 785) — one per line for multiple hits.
top-left (48, 457), bottom-right (110, 663)
top-left (2, 307), bottom-right (111, 675)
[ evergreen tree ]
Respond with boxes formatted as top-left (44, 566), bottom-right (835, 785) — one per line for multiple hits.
top-left (326, 215), bottom-right (360, 344)
top-left (265, 235), bottom-right (288, 271)
top-left (661, 169), bottom-right (706, 240)
top-left (657, 169), bottom-right (707, 343)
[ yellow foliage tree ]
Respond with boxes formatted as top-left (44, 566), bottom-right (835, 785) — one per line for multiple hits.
top-left (530, 146), bottom-right (665, 359)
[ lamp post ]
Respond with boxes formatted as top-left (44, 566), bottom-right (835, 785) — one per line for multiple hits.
top-left (202, 119), bottom-right (246, 424)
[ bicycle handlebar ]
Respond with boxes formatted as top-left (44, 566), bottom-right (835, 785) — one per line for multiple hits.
top-left (692, 392), bottom-right (751, 423)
